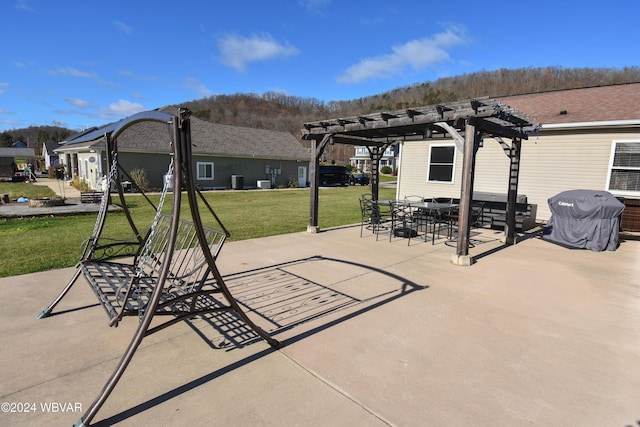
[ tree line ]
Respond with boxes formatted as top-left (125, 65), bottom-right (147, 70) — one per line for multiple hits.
top-left (181, 66), bottom-right (640, 138)
top-left (4, 66), bottom-right (640, 155)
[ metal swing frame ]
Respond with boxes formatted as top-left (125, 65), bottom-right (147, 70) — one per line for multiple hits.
top-left (37, 108), bottom-right (280, 427)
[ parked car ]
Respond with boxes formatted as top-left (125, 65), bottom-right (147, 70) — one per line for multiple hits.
top-left (349, 172), bottom-right (370, 186)
top-left (319, 165), bottom-right (351, 186)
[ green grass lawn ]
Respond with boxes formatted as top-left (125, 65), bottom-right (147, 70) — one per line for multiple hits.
top-left (0, 181), bottom-right (56, 200)
top-left (0, 185), bottom-right (396, 277)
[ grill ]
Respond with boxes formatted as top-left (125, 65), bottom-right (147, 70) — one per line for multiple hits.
top-left (542, 190), bottom-right (625, 251)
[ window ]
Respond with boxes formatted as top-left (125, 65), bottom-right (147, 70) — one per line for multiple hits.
top-left (355, 146), bottom-right (369, 156)
top-left (427, 144), bottom-right (456, 183)
top-left (197, 162), bottom-right (214, 180)
top-left (608, 141), bottom-right (640, 194)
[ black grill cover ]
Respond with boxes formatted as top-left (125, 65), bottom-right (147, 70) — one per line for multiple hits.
top-left (543, 190), bottom-right (624, 251)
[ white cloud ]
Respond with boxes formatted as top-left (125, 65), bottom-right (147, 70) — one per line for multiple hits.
top-left (184, 77), bottom-right (213, 97)
top-left (336, 27), bottom-right (467, 84)
top-left (49, 66), bottom-right (118, 87)
top-left (114, 21), bottom-right (133, 35)
top-left (0, 82), bottom-right (8, 95)
top-left (218, 34), bottom-right (299, 73)
top-left (50, 66), bottom-right (96, 79)
top-left (65, 98), bottom-right (93, 109)
top-left (298, 0), bottom-right (331, 14)
top-left (15, 0), bottom-right (36, 13)
top-left (106, 99), bottom-right (146, 117)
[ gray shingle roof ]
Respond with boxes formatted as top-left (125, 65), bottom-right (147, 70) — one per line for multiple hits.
top-left (498, 83), bottom-right (640, 125)
top-left (0, 147), bottom-right (35, 157)
top-left (58, 106), bottom-right (309, 161)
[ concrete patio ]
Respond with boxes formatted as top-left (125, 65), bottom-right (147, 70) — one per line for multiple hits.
top-left (1, 225), bottom-right (639, 426)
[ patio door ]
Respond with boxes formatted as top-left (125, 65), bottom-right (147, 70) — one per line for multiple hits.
top-left (298, 166), bottom-right (307, 188)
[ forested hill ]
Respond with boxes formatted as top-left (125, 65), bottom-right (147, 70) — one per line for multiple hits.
top-left (180, 66), bottom-right (640, 138)
top-left (4, 66), bottom-right (640, 152)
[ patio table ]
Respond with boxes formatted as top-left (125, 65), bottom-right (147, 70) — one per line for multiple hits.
top-left (374, 200), bottom-right (458, 244)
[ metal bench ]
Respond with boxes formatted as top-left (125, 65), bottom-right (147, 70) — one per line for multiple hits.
top-left (79, 213), bottom-right (227, 330)
top-left (80, 191), bottom-right (103, 203)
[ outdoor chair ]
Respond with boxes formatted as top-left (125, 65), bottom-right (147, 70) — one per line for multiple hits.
top-left (390, 201), bottom-right (421, 245)
top-left (443, 201), bottom-right (485, 245)
top-left (360, 198), bottom-right (392, 239)
top-left (428, 197), bottom-right (455, 242)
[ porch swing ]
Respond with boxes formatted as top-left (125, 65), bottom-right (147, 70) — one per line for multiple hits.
top-left (37, 108), bottom-right (280, 427)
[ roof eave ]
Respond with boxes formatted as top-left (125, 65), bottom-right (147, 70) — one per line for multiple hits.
top-left (541, 119), bottom-right (640, 130)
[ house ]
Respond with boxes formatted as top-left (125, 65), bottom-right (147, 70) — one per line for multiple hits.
top-left (11, 141), bottom-right (27, 149)
top-left (0, 147), bottom-right (35, 178)
top-left (350, 144), bottom-right (397, 173)
top-left (42, 141), bottom-right (62, 169)
top-left (395, 83), bottom-right (640, 229)
top-left (55, 107), bottom-right (310, 190)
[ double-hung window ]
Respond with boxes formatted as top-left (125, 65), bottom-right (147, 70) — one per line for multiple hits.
top-left (197, 162), bottom-right (214, 180)
top-left (427, 144), bottom-right (456, 183)
top-left (607, 141), bottom-right (640, 195)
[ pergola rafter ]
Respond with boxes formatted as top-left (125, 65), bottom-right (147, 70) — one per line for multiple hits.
top-left (301, 98), bottom-right (539, 265)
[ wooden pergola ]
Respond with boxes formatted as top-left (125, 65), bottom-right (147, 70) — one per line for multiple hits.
top-left (301, 98), bottom-right (538, 265)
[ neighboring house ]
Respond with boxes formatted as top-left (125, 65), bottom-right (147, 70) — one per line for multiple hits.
top-left (0, 147), bottom-right (35, 177)
top-left (55, 107), bottom-right (310, 190)
top-left (11, 141), bottom-right (27, 149)
top-left (351, 144), bottom-right (397, 172)
top-left (43, 141), bottom-right (62, 169)
top-left (396, 83), bottom-right (640, 223)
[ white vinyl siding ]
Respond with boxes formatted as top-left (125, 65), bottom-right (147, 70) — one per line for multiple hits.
top-left (397, 140), bottom-right (462, 201)
top-left (397, 130), bottom-right (640, 221)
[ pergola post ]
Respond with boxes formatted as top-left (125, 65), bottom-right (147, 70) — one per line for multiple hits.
top-left (451, 120), bottom-right (480, 266)
top-left (503, 137), bottom-right (522, 244)
top-left (308, 134), bottom-right (330, 233)
top-left (369, 145), bottom-right (380, 200)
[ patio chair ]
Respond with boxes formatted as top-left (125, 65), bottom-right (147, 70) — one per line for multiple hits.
top-left (360, 198), bottom-right (392, 239)
top-left (390, 201), bottom-right (421, 245)
top-left (430, 198), bottom-right (455, 242)
top-left (443, 201), bottom-right (485, 244)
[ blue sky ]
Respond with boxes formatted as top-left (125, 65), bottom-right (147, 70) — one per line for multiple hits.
top-left (1, 0), bottom-right (638, 133)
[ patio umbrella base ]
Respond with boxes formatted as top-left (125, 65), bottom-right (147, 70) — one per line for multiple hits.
top-left (394, 227), bottom-right (417, 238)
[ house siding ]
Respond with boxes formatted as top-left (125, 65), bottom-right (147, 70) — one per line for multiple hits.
top-left (397, 140), bottom-right (462, 201)
top-left (119, 152), bottom-right (171, 190)
top-left (397, 129), bottom-right (640, 221)
top-left (118, 151), bottom-right (308, 190)
top-left (193, 155), bottom-right (308, 189)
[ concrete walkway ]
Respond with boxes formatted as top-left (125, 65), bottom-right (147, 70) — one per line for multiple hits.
top-left (32, 177), bottom-right (83, 199)
top-left (0, 178), bottom-right (114, 218)
top-left (1, 226), bottom-right (639, 426)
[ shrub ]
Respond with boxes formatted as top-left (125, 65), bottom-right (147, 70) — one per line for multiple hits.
top-left (129, 168), bottom-right (150, 192)
top-left (287, 175), bottom-right (299, 188)
top-left (380, 166), bottom-right (392, 174)
top-left (72, 176), bottom-right (90, 191)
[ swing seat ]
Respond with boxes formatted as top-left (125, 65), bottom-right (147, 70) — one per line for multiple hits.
top-left (49, 213), bottom-right (228, 330)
